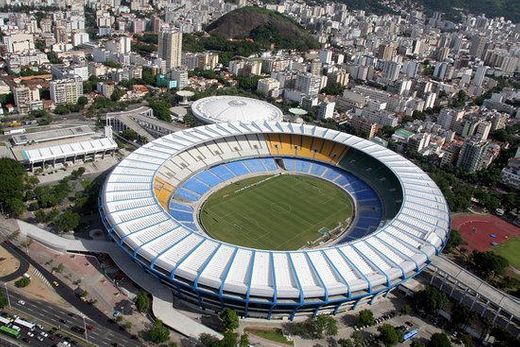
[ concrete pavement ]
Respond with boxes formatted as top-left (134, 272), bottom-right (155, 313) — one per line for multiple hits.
top-left (17, 220), bottom-right (222, 340)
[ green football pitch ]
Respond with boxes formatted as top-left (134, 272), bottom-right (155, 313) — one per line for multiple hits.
top-left (199, 174), bottom-right (354, 250)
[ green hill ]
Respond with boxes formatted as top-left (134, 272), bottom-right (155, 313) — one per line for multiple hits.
top-left (338, 0), bottom-right (519, 23)
top-left (206, 6), bottom-right (320, 51)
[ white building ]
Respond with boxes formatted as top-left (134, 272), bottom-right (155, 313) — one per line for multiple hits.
top-left (50, 76), bottom-right (84, 104)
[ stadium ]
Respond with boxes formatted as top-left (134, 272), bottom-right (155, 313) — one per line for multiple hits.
top-left (99, 121), bottom-right (450, 319)
top-left (191, 96), bottom-right (284, 124)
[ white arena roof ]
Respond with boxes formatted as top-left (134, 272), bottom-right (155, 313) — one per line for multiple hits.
top-left (191, 96), bottom-right (283, 124)
top-left (100, 122), bottom-right (450, 305)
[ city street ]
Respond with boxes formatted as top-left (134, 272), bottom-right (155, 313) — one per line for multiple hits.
top-left (2, 242), bottom-right (140, 347)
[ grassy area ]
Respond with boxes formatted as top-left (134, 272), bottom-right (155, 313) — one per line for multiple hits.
top-left (199, 174), bottom-right (353, 250)
top-left (245, 328), bottom-right (293, 345)
top-left (493, 237), bottom-right (520, 269)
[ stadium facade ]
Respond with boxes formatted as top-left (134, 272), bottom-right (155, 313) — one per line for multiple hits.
top-left (100, 122), bottom-right (450, 319)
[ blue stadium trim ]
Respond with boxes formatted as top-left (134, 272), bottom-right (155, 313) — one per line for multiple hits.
top-left (170, 238), bottom-right (206, 280)
top-left (365, 242), bottom-right (406, 280)
top-left (218, 248), bottom-right (239, 302)
top-left (244, 250), bottom-right (256, 316)
top-left (321, 250), bottom-right (351, 297)
top-left (375, 236), bottom-right (420, 272)
top-left (287, 254), bottom-right (304, 320)
top-left (268, 252), bottom-right (278, 319)
top-left (337, 248), bottom-right (372, 293)
top-left (150, 232), bottom-right (192, 269)
top-left (352, 245), bottom-right (391, 288)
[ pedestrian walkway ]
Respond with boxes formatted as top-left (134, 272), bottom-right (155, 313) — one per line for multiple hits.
top-left (31, 268), bottom-right (51, 288)
top-left (17, 220), bottom-right (221, 340)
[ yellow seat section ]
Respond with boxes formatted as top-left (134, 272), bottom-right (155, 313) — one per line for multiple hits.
top-left (330, 142), bottom-right (348, 163)
top-left (265, 134), bottom-right (282, 155)
top-left (279, 134), bottom-right (294, 156)
top-left (154, 176), bottom-right (175, 209)
top-left (318, 140), bottom-right (335, 162)
top-left (298, 135), bottom-right (314, 159)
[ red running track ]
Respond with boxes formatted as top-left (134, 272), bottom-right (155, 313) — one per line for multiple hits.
top-left (451, 214), bottom-right (520, 252)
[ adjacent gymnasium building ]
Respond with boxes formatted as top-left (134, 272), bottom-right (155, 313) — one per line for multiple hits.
top-left (100, 121), bottom-right (450, 319)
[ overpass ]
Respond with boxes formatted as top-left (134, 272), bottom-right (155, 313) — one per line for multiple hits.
top-left (104, 106), bottom-right (184, 141)
top-left (422, 255), bottom-right (519, 338)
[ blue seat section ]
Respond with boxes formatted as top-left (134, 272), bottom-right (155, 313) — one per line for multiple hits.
top-left (261, 158), bottom-right (277, 171)
top-left (183, 177), bottom-right (210, 196)
top-left (195, 170), bottom-right (223, 187)
top-left (243, 159), bottom-right (267, 173)
top-left (171, 210), bottom-right (194, 223)
top-left (182, 223), bottom-right (199, 232)
top-left (310, 162), bottom-right (327, 176)
top-left (169, 156), bottom-right (383, 243)
top-left (323, 168), bottom-right (341, 181)
top-left (173, 188), bottom-right (200, 202)
top-left (169, 201), bottom-right (193, 213)
top-left (209, 165), bottom-right (235, 181)
top-left (283, 158), bottom-right (296, 171)
top-left (226, 161), bottom-right (250, 176)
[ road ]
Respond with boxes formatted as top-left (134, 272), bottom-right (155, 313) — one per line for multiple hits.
top-left (2, 242), bottom-right (141, 347)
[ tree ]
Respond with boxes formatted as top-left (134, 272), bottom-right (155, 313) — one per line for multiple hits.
top-left (148, 99), bottom-right (172, 122)
top-left (338, 338), bottom-right (354, 347)
top-left (428, 333), bottom-right (451, 347)
top-left (377, 324), bottom-right (401, 346)
top-left (103, 60), bottom-right (122, 69)
top-left (135, 291), bottom-right (150, 313)
top-left (411, 341), bottom-right (426, 347)
top-left (219, 308), bottom-right (239, 331)
top-left (77, 96), bottom-right (88, 107)
top-left (321, 82), bottom-right (345, 96)
top-left (239, 333), bottom-right (249, 347)
top-left (7, 198), bottom-right (25, 217)
top-left (71, 167), bottom-right (86, 179)
top-left (199, 333), bottom-right (221, 346)
top-left (444, 229), bottom-right (464, 252)
top-left (53, 104), bottom-right (71, 115)
top-left (471, 251), bottom-right (509, 279)
top-left (315, 315), bottom-right (338, 337)
top-left (15, 277), bottom-right (31, 288)
top-left (357, 309), bottom-right (375, 326)
top-left (148, 319), bottom-right (170, 343)
top-left (413, 286), bottom-right (448, 313)
top-left (0, 291), bottom-right (8, 308)
top-left (54, 211), bottom-right (80, 232)
top-left (111, 87), bottom-right (125, 102)
top-left (0, 158), bottom-right (26, 216)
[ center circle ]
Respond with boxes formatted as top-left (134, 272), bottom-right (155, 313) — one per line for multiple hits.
top-left (198, 174), bottom-right (354, 251)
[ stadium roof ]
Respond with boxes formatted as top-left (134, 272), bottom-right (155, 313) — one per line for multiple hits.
top-left (11, 125), bottom-right (95, 146)
top-left (101, 122), bottom-right (449, 300)
top-left (22, 137), bottom-right (117, 164)
top-left (191, 96), bottom-right (283, 124)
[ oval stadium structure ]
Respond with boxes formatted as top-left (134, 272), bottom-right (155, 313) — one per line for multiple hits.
top-left (100, 121), bottom-right (450, 319)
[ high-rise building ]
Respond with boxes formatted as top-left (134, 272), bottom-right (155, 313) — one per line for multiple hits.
top-left (13, 85), bottom-right (42, 114)
top-left (319, 49), bottom-right (333, 64)
top-left (170, 68), bottom-right (189, 89)
top-left (457, 140), bottom-right (500, 173)
top-left (472, 65), bottom-right (488, 87)
top-left (317, 101), bottom-right (335, 119)
top-left (295, 72), bottom-right (321, 96)
top-left (382, 61), bottom-right (401, 82)
top-left (50, 76), bottom-right (83, 104)
top-left (469, 35), bottom-right (487, 59)
top-left (377, 43), bottom-right (396, 60)
top-left (158, 28), bottom-right (182, 70)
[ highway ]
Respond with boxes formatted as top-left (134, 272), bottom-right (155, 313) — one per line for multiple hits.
top-left (2, 242), bottom-right (141, 347)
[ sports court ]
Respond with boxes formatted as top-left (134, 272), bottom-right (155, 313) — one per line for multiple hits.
top-left (451, 214), bottom-right (520, 252)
